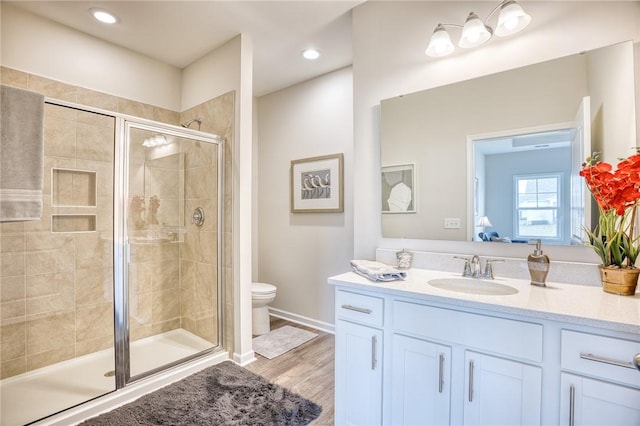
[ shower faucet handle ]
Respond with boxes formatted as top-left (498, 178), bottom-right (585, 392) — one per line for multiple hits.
top-left (191, 207), bottom-right (205, 226)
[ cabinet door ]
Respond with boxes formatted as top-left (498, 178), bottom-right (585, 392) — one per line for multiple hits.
top-left (335, 320), bottom-right (383, 426)
top-left (391, 334), bottom-right (451, 425)
top-left (464, 351), bottom-right (542, 426)
top-left (560, 373), bottom-right (640, 425)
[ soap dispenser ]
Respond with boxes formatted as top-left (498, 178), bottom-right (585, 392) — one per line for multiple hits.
top-left (528, 239), bottom-right (550, 287)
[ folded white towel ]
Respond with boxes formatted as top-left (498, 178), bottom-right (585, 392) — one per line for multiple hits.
top-left (350, 260), bottom-right (407, 282)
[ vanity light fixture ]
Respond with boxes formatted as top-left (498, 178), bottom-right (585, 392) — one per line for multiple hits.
top-left (426, 0), bottom-right (531, 58)
top-left (302, 48), bottom-right (321, 60)
top-left (90, 8), bottom-right (118, 24)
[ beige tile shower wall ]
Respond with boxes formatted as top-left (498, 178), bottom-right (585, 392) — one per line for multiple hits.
top-left (181, 91), bottom-right (234, 352)
top-left (1, 68), bottom-right (234, 377)
top-left (0, 68), bottom-right (182, 379)
top-left (0, 70), bottom-right (119, 379)
top-left (128, 241), bottom-right (181, 341)
top-left (144, 152), bottom-right (182, 228)
top-left (180, 141), bottom-right (219, 343)
top-left (128, 138), bottom-right (183, 342)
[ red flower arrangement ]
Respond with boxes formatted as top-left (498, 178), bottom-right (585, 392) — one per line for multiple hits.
top-left (579, 151), bottom-right (640, 268)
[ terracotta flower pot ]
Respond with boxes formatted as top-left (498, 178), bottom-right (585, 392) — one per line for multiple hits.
top-left (598, 266), bottom-right (640, 296)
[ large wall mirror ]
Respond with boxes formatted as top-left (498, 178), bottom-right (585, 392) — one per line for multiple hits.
top-left (380, 41), bottom-right (637, 246)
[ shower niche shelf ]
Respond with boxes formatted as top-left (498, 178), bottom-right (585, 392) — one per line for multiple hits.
top-left (52, 168), bottom-right (97, 207)
top-left (52, 214), bottom-right (96, 233)
top-left (51, 168), bottom-right (98, 232)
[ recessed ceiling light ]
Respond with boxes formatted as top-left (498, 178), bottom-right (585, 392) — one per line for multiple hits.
top-left (90, 8), bottom-right (118, 24)
top-left (302, 49), bottom-right (320, 60)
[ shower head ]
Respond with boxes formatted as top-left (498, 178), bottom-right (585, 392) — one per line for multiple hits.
top-left (181, 118), bottom-right (202, 130)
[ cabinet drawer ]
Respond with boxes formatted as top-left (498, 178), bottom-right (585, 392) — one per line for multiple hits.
top-left (336, 290), bottom-right (384, 327)
top-left (561, 330), bottom-right (640, 388)
top-left (393, 301), bottom-right (543, 362)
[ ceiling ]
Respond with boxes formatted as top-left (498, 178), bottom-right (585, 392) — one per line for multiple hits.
top-left (7, 0), bottom-right (363, 97)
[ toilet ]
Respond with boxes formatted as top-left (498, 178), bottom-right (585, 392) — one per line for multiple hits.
top-left (251, 282), bottom-right (277, 335)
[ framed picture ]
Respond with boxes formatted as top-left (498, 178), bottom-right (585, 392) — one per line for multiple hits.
top-left (382, 163), bottom-right (416, 213)
top-left (291, 153), bottom-right (344, 213)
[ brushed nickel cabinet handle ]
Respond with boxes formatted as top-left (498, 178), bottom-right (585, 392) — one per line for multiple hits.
top-left (579, 352), bottom-right (635, 369)
top-left (569, 384), bottom-right (575, 426)
top-left (341, 304), bottom-right (372, 314)
top-left (438, 353), bottom-right (445, 393)
top-left (468, 360), bottom-right (474, 402)
top-left (633, 353), bottom-right (640, 372)
top-left (371, 335), bottom-right (377, 370)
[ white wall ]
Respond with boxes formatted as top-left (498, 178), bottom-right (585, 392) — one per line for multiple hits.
top-left (1, 3), bottom-right (182, 111)
top-left (587, 40), bottom-right (637, 163)
top-left (181, 36), bottom-right (242, 111)
top-left (256, 67), bottom-right (353, 327)
top-left (235, 34), bottom-right (255, 363)
top-left (352, 1), bottom-right (640, 263)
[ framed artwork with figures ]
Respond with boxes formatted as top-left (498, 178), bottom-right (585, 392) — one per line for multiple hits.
top-left (290, 153), bottom-right (344, 213)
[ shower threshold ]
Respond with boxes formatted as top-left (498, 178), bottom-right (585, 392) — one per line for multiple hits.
top-left (1, 328), bottom-right (214, 426)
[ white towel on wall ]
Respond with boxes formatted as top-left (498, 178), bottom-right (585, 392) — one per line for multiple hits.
top-left (0, 85), bottom-right (45, 221)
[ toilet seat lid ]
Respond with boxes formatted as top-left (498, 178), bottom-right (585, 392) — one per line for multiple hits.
top-left (252, 282), bottom-right (277, 294)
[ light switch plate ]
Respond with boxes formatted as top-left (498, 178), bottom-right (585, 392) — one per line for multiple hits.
top-left (444, 218), bottom-right (461, 229)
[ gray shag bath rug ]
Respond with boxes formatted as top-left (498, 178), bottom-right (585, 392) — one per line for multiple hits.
top-left (79, 361), bottom-right (322, 426)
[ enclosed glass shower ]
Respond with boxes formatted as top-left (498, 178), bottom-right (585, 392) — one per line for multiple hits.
top-left (0, 101), bottom-right (224, 425)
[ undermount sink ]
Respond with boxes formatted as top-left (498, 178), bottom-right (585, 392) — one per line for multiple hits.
top-left (428, 277), bottom-right (519, 295)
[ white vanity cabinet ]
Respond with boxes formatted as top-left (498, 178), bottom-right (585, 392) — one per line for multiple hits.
top-left (391, 334), bottom-right (451, 425)
top-left (392, 299), bottom-right (543, 425)
top-left (463, 351), bottom-right (542, 425)
top-left (330, 270), bottom-right (640, 426)
top-left (559, 330), bottom-right (640, 425)
top-left (335, 290), bottom-right (384, 425)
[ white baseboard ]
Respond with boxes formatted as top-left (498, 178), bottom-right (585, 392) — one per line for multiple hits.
top-left (268, 307), bottom-right (335, 334)
top-left (233, 350), bottom-right (257, 366)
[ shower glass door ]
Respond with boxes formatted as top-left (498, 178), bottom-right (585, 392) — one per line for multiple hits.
top-left (0, 103), bottom-right (116, 426)
top-left (124, 123), bottom-right (222, 381)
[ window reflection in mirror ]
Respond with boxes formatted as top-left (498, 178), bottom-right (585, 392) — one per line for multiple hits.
top-left (471, 125), bottom-right (590, 246)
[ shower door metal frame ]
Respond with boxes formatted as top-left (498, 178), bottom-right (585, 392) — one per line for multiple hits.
top-left (117, 118), bottom-right (225, 387)
top-left (41, 98), bottom-right (225, 393)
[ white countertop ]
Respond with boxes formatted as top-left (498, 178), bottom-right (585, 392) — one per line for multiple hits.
top-left (329, 269), bottom-right (640, 335)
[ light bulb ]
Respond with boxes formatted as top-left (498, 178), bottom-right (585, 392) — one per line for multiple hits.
top-left (495, 1), bottom-right (531, 37)
top-left (90, 8), bottom-right (118, 24)
top-left (503, 17), bottom-right (519, 30)
top-left (459, 12), bottom-right (492, 48)
top-left (426, 24), bottom-right (455, 57)
top-left (302, 49), bottom-right (320, 60)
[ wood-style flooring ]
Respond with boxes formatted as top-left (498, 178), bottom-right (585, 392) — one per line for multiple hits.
top-left (246, 317), bottom-right (335, 426)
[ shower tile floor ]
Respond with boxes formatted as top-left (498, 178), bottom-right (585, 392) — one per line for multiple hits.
top-left (1, 329), bottom-right (213, 426)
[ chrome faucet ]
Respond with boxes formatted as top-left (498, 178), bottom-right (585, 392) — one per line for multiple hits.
top-left (455, 255), bottom-right (504, 279)
top-left (482, 259), bottom-right (505, 279)
top-left (455, 255), bottom-right (481, 278)
top-left (469, 255), bottom-right (481, 278)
